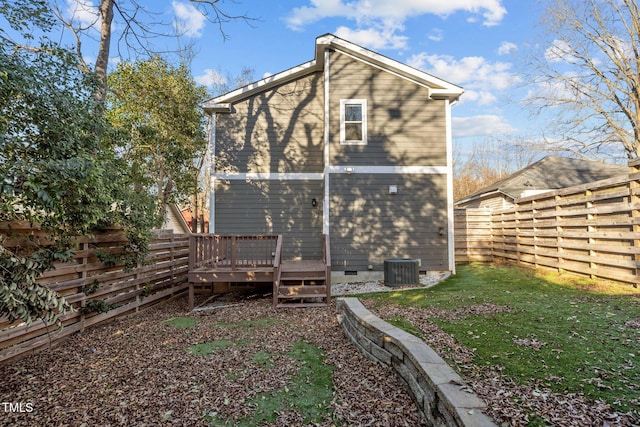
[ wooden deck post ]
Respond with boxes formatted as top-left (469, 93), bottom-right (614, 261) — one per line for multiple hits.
top-left (231, 235), bottom-right (237, 270)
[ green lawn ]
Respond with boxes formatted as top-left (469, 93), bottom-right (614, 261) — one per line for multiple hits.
top-left (361, 263), bottom-right (640, 415)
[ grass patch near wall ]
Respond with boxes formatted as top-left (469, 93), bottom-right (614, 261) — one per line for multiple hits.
top-left (362, 263), bottom-right (640, 415)
top-left (208, 341), bottom-right (334, 426)
top-left (164, 317), bottom-right (198, 329)
top-left (387, 316), bottom-right (424, 340)
top-left (189, 340), bottom-right (235, 356)
top-left (251, 351), bottom-right (273, 369)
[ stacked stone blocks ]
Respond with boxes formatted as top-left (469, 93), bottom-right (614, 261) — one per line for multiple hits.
top-left (336, 297), bottom-right (496, 427)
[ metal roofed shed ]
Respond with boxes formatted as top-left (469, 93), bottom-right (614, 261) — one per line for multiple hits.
top-left (384, 258), bottom-right (420, 287)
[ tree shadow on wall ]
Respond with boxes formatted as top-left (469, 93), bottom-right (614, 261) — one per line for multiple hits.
top-left (214, 55), bottom-right (452, 269)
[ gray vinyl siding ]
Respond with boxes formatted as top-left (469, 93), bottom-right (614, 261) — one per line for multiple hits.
top-left (215, 72), bottom-right (324, 174)
top-left (329, 51), bottom-right (447, 166)
top-left (329, 174), bottom-right (449, 271)
top-left (215, 179), bottom-right (324, 259)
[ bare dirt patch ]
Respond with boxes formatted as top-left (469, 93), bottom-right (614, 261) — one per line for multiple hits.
top-left (0, 295), bottom-right (424, 426)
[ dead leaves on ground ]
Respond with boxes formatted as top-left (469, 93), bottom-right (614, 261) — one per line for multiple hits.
top-left (0, 296), bottom-right (425, 426)
top-left (1, 294), bottom-right (637, 426)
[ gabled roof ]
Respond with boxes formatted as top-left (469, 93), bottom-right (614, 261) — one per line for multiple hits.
top-left (202, 33), bottom-right (464, 113)
top-left (455, 156), bottom-right (628, 206)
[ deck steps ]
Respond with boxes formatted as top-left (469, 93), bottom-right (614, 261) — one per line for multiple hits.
top-left (275, 260), bottom-right (330, 308)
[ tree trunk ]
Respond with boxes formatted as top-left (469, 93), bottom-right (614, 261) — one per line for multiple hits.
top-left (94, 0), bottom-right (115, 109)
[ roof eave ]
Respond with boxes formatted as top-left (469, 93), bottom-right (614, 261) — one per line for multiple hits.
top-left (317, 34), bottom-right (464, 101)
top-left (201, 59), bottom-right (320, 111)
top-left (201, 33), bottom-right (465, 111)
top-left (202, 103), bottom-right (232, 114)
top-left (455, 189), bottom-right (514, 206)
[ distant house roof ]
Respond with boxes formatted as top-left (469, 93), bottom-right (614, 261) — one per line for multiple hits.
top-left (201, 33), bottom-right (464, 114)
top-left (455, 156), bottom-right (628, 207)
top-left (162, 204), bottom-right (192, 233)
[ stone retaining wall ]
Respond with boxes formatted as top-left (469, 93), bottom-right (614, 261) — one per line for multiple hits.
top-left (336, 297), bottom-right (496, 427)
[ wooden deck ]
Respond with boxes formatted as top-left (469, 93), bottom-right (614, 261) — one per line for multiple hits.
top-left (187, 234), bottom-right (331, 309)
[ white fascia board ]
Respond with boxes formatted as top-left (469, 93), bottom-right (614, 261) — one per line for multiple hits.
top-left (318, 34), bottom-right (464, 101)
top-left (430, 89), bottom-right (465, 102)
top-left (202, 103), bottom-right (231, 114)
top-left (327, 165), bottom-right (448, 174)
top-left (201, 33), bottom-right (464, 111)
top-left (215, 172), bottom-right (324, 180)
top-left (203, 60), bottom-right (319, 107)
top-left (454, 189), bottom-right (509, 207)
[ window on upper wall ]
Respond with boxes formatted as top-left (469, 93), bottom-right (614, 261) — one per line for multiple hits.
top-left (340, 99), bottom-right (367, 145)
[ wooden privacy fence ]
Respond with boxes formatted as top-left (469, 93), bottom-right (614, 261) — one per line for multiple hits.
top-left (0, 226), bottom-right (190, 364)
top-left (454, 208), bottom-right (493, 263)
top-left (455, 160), bottom-right (640, 286)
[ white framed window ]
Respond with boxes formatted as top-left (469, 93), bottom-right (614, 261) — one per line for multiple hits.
top-left (340, 99), bottom-right (367, 145)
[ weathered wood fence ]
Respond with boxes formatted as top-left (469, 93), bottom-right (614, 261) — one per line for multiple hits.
top-left (0, 225), bottom-right (190, 364)
top-left (455, 160), bottom-right (640, 286)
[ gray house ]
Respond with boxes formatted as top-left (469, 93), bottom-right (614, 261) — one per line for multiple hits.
top-left (455, 156), bottom-right (628, 210)
top-left (202, 34), bottom-right (464, 280)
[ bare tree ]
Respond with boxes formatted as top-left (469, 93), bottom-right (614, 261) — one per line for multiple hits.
top-left (54, 0), bottom-right (253, 106)
top-left (525, 0), bottom-right (640, 160)
top-left (453, 136), bottom-right (541, 201)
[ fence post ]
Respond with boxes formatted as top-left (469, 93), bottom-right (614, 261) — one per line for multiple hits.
top-left (555, 194), bottom-right (563, 273)
top-left (515, 201), bottom-right (522, 264)
top-left (532, 199), bottom-right (539, 269)
top-left (629, 159), bottom-right (640, 287)
top-left (585, 188), bottom-right (597, 279)
top-left (79, 240), bottom-right (88, 333)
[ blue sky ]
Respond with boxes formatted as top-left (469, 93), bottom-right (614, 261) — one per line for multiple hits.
top-left (58, 0), bottom-right (547, 154)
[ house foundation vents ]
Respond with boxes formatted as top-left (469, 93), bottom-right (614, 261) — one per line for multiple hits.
top-left (383, 258), bottom-right (419, 287)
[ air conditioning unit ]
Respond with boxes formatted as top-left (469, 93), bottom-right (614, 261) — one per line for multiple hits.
top-left (384, 258), bottom-right (419, 287)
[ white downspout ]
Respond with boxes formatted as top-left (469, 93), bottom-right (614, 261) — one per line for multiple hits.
top-left (445, 99), bottom-right (455, 274)
top-left (323, 49), bottom-right (330, 236)
top-left (208, 113), bottom-right (216, 234)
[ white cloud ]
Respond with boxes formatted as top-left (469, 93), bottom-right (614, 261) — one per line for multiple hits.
top-left (195, 69), bottom-right (226, 88)
top-left (544, 39), bottom-right (572, 63)
top-left (453, 115), bottom-right (517, 138)
top-left (335, 25), bottom-right (409, 50)
top-left (285, 0), bottom-right (507, 30)
top-left (461, 90), bottom-right (498, 106)
top-left (497, 41), bottom-right (517, 55)
top-left (63, 0), bottom-right (100, 30)
top-left (172, 1), bottom-right (206, 38)
top-left (285, 0), bottom-right (349, 30)
top-left (408, 52), bottom-right (520, 97)
top-left (428, 28), bottom-right (443, 42)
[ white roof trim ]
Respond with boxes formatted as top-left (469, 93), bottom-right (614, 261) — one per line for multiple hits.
top-left (202, 33), bottom-right (463, 112)
top-left (317, 35), bottom-right (462, 95)
top-left (203, 60), bottom-right (318, 110)
top-left (203, 103), bottom-right (232, 113)
top-left (455, 189), bottom-right (509, 207)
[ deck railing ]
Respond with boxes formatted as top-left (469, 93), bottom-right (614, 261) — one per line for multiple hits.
top-left (189, 234), bottom-right (281, 271)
